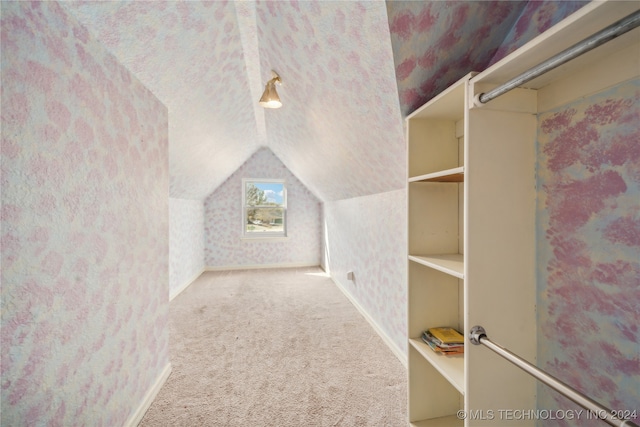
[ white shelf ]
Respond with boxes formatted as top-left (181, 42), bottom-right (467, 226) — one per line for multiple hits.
top-left (408, 254), bottom-right (464, 279)
top-left (409, 167), bottom-right (464, 183)
top-left (407, 4), bottom-right (633, 425)
top-left (408, 72), bottom-right (476, 120)
top-left (407, 73), bottom-right (469, 424)
top-left (409, 338), bottom-right (465, 394)
top-left (411, 415), bottom-right (463, 427)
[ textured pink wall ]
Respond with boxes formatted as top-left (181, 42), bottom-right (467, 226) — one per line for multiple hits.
top-left (170, 198), bottom-right (204, 297)
top-left (488, 0), bottom-right (588, 67)
top-left (1, 2), bottom-right (169, 424)
top-left (204, 148), bottom-right (321, 268)
top-left (64, 0), bottom-right (408, 203)
top-left (324, 190), bottom-right (407, 355)
top-left (62, 1), bottom-right (258, 200)
top-left (387, 1), bottom-right (526, 116)
top-left (255, 0), bottom-right (406, 201)
top-left (537, 80), bottom-right (640, 422)
top-left (387, 1), bottom-right (588, 116)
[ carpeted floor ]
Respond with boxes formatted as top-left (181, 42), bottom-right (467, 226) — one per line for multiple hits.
top-left (140, 267), bottom-right (408, 426)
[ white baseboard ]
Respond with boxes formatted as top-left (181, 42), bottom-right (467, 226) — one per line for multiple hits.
top-left (125, 362), bottom-right (172, 427)
top-left (329, 275), bottom-right (408, 369)
top-left (170, 268), bottom-right (205, 301)
top-left (205, 262), bottom-right (320, 271)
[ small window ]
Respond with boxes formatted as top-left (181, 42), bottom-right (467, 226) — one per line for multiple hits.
top-left (242, 179), bottom-right (286, 238)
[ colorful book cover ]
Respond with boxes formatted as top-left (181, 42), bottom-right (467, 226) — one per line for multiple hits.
top-left (427, 327), bottom-right (464, 345)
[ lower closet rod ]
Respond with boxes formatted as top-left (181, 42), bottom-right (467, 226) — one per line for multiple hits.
top-left (476, 9), bottom-right (640, 105)
top-left (469, 326), bottom-right (639, 427)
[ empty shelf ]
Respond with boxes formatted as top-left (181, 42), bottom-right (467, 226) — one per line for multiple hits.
top-left (408, 254), bottom-right (464, 279)
top-left (409, 167), bottom-right (464, 183)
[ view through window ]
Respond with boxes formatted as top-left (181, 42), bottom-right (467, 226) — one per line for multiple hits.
top-left (242, 179), bottom-right (286, 237)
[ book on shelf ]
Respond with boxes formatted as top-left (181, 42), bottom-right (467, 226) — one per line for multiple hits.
top-left (422, 327), bottom-right (464, 355)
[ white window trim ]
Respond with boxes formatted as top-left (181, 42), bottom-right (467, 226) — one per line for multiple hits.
top-left (242, 178), bottom-right (287, 239)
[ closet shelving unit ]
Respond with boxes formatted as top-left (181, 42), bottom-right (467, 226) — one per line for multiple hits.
top-left (406, 2), bottom-right (639, 426)
top-left (407, 72), bottom-right (473, 426)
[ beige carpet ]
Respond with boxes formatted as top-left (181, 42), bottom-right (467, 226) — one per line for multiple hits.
top-left (140, 267), bottom-right (407, 426)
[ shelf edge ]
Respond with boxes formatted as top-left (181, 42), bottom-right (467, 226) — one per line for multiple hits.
top-left (409, 166), bottom-right (464, 183)
top-left (409, 338), bottom-right (465, 394)
top-left (408, 254), bottom-right (464, 279)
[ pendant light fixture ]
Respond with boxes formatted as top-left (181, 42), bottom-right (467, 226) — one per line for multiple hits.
top-left (259, 70), bottom-right (282, 108)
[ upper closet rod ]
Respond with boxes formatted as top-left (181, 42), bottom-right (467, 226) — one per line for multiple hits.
top-left (469, 326), bottom-right (639, 427)
top-left (476, 9), bottom-right (640, 105)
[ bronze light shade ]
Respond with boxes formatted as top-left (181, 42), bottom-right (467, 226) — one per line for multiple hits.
top-left (259, 71), bottom-right (282, 108)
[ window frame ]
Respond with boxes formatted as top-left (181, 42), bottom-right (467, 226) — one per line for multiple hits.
top-left (241, 178), bottom-right (287, 239)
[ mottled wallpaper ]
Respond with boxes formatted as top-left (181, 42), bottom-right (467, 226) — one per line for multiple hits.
top-left (170, 198), bottom-right (204, 299)
top-left (324, 189), bottom-right (408, 357)
top-left (488, 0), bottom-right (588, 67)
top-left (2, 1), bottom-right (634, 424)
top-left (387, 0), bottom-right (526, 116)
top-left (1, 2), bottom-right (169, 425)
top-left (537, 80), bottom-right (640, 423)
top-left (256, 0), bottom-right (406, 201)
top-left (204, 147), bottom-right (321, 269)
top-left (387, 0), bottom-right (588, 117)
top-left (62, 0), bottom-right (260, 200)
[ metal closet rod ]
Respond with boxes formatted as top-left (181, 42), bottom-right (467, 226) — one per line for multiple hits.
top-left (469, 326), bottom-right (639, 427)
top-left (477, 9), bottom-right (640, 105)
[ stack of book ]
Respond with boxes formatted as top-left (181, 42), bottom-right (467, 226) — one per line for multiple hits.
top-left (422, 327), bottom-right (464, 355)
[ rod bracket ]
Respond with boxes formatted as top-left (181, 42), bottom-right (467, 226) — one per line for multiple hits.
top-left (473, 93), bottom-right (487, 107)
top-left (469, 325), bottom-right (487, 345)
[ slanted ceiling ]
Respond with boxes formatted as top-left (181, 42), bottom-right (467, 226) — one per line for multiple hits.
top-left (62, 1), bottom-right (536, 202)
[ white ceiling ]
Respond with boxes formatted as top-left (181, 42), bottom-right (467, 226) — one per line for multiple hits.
top-left (64, 1), bottom-right (585, 202)
top-left (63, 1), bottom-right (406, 202)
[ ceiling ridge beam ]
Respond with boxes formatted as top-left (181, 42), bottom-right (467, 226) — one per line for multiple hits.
top-left (235, 0), bottom-right (268, 147)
